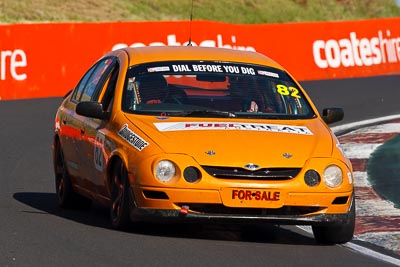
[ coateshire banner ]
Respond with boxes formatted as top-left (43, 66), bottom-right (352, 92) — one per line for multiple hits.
top-left (0, 18), bottom-right (399, 100)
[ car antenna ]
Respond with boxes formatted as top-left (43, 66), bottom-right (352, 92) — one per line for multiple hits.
top-left (187, 0), bottom-right (194, 46)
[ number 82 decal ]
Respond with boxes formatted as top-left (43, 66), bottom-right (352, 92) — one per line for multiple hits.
top-left (276, 84), bottom-right (301, 98)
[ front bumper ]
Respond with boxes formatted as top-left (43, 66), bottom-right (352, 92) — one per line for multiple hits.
top-left (130, 207), bottom-right (353, 226)
top-left (129, 187), bottom-right (355, 226)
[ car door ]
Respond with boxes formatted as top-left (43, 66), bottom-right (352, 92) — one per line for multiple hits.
top-left (77, 57), bottom-right (119, 196)
top-left (59, 64), bottom-right (97, 187)
top-left (66, 57), bottom-right (116, 194)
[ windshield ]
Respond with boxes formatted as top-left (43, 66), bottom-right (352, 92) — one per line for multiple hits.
top-left (122, 61), bottom-right (315, 119)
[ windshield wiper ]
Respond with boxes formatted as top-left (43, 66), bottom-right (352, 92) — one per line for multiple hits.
top-left (181, 110), bottom-right (236, 118)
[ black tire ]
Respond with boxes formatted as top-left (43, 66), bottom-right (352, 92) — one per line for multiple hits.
top-left (54, 140), bottom-right (92, 209)
top-left (312, 195), bottom-right (356, 244)
top-left (110, 160), bottom-right (131, 229)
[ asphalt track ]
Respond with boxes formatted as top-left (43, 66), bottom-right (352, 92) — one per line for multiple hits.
top-left (1, 75), bottom-right (400, 267)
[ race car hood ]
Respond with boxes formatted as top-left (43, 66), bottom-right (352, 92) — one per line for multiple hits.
top-left (124, 115), bottom-right (334, 168)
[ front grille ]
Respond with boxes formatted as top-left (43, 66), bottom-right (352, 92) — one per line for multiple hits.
top-left (177, 203), bottom-right (324, 216)
top-left (202, 166), bottom-right (301, 180)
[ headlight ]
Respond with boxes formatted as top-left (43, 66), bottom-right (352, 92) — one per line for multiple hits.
top-left (323, 165), bottom-right (343, 188)
top-left (155, 160), bottom-right (176, 182)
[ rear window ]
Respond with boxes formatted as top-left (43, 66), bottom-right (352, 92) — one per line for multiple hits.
top-left (122, 61), bottom-right (315, 120)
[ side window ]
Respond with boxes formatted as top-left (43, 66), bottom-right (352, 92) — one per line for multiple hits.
top-left (72, 58), bottom-right (116, 103)
top-left (81, 58), bottom-right (115, 102)
top-left (71, 65), bottom-right (96, 102)
top-left (100, 63), bottom-right (119, 112)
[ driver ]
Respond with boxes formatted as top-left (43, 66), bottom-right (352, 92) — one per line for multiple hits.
top-left (247, 101), bottom-right (259, 112)
top-left (229, 76), bottom-right (260, 113)
top-left (137, 75), bottom-right (168, 104)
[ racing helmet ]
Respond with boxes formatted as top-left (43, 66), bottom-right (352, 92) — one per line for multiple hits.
top-left (137, 74), bottom-right (168, 104)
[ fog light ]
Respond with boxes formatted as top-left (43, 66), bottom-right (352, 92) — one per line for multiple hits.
top-left (323, 165), bottom-right (343, 188)
top-left (304, 169), bottom-right (320, 187)
top-left (183, 166), bottom-right (201, 183)
top-left (155, 160), bottom-right (176, 182)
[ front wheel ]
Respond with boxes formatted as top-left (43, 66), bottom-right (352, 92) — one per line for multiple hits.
top-left (312, 196), bottom-right (356, 244)
top-left (110, 160), bottom-right (131, 229)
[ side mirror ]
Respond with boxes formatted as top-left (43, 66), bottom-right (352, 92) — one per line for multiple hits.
top-left (322, 107), bottom-right (344, 124)
top-left (76, 101), bottom-right (107, 120)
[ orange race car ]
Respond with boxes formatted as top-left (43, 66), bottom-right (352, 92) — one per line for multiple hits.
top-left (53, 46), bottom-right (354, 244)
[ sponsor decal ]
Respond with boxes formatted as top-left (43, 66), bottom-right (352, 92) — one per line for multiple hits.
top-left (257, 70), bottom-right (279, 78)
top-left (171, 63), bottom-right (256, 75)
top-left (118, 124), bottom-right (149, 151)
top-left (148, 66), bottom-right (170, 72)
top-left (276, 84), bottom-right (301, 99)
top-left (313, 30), bottom-right (400, 69)
top-left (112, 34), bottom-right (256, 52)
top-left (94, 132), bottom-right (105, 171)
top-left (172, 64), bottom-right (193, 72)
top-left (0, 49), bottom-right (27, 81)
top-left (154, 122), bottom-right (313, 135)
top-left (232, 189), bottom-right (280, 201)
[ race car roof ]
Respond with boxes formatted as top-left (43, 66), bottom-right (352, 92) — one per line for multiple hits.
top-left (120, 46), bottom-right (284, 70)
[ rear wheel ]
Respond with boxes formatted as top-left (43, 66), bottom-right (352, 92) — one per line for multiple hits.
top-left (110, 160), bottom-right (131, 229)
top-left (54, 140), bottom-right (92, 209)
top-left (312, 195), bottom-right (355, 244)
